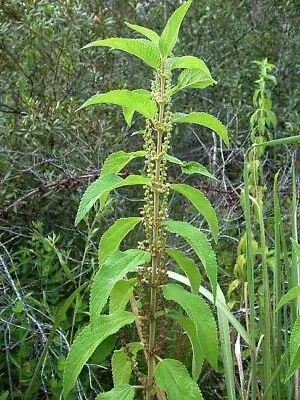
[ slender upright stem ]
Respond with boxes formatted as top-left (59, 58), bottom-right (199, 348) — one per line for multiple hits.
top-left (146, 65), bottom-right (167, 399)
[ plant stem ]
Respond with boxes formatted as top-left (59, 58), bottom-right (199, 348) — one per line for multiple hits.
top-left (146, 66), bottom-right (166, 399)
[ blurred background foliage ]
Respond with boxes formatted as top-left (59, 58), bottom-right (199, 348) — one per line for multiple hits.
top-left (0, 0), bottom-right (299, 398)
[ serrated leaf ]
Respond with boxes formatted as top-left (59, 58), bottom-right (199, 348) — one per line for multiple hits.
top-left (78, 89), bottom-right (157, 120)
top-left (90, 250), bottom-right (150, 326)
top-left (75, 174), bottom-right (150, 226)
top-left (83, 38), bottom-right (160, 68)
top-left (110, 278), bottom-right (137, 314)
top-left (125, 22), bottom-right (160, 44)
top-left (164, 220), bottom-right (218, 299)
top-left (286, 315), bottom-right (300, 382)
top-left (112, 342), bottom-right (143, 385)
top-left (171, 313), bottom-right (204, 381)
top-left (159, 0), bottom-right (193, 56)
top-left (163, 284), bottom-right (218, 370)
top-left (172, 68), bottom-right (216, 94)
top-left (155, 358), bottom-right (204, 400)
top-left (182, 161), bottom-right (216, 179)
top-left (276, 286), bottom-right (300, 310)
top-left (76, 173), bottom-right (122, 225)
top-left (95, 384), bottom-right (135, 400)
top-left (99, 217), bottom-right (142, 263)
top-left (173, 112), bottom-right (229, 147)
top-left (63, 312), bottom-right (135, 399)
top-left (165, 154), bottom-right (215, 179)
top-left (171, 183), bottom-right (219, 242)
top-left (166, 248), bottom-right (200, 294)
top-left (167, 56), bottom-right (211, 72)
top-left (101, 150), bottom-right (146, 176)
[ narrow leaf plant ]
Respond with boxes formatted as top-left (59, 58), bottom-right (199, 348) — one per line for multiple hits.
top-left (63, 1), bottom-right (229, 399)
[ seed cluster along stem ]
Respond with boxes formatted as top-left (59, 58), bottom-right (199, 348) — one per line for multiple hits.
top-left (144, 61), bottom-right (170, 399)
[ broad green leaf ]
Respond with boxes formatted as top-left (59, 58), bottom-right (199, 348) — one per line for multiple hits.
top-left (0, 392), bottom-right (9, 400)
top-left (110, 278), bottom-right (137, 313)
top-left (159, 0), bottom-right (193, 56)
top-left (83, 38), bottom-right (160, 69)
top-left (164, 220), bottom-right (218, 299)
top-left (165, 154), bottom-right (215, 179)
top-left (63, 312), bottom-right (135, 399)
top-left (155, 358), bottom-right (204, 400)
top-left (90, 250), bottom-right (150, 326)
top-left (182, 161), bottom-right (215, 179)
top-left (286, 316), bottom-right (300, 382)
top-left (171, 313), bottom-right (203, 381)
top-left (75, 173), bottom-right (150, 226)
top-left (123, 106), bottom-right (135, 126)
top-left (76, 173), bottom-right (121, 225)
top-left (173, 112), bottom-right (229, 147)
top-left (125, 22), bottom-right (160, 44)
top-left (166, 248), bottom-right (200, 294)
top-left (101, 150), bottom-right (146, 176)
top-left (167, 271), bottom-right (253, 348)
top-left (163, 284), bottom-right (219, 370)
top-left (112, 342), bottom-right (143, 385)
top-left (276, 286), bottom-right (300, 310)
top-left (167, 56), bottom-right (211, 72)
top-left (170, 183), bottom-right (219, 242)
top-left (171, 68), bottom-right (216, 94)
top-left (98, 217), bottom-right (142, 263)
top-left (95, 384), bottom-right (135, 400)
top-left (78, 89), bottom-right (157, 120)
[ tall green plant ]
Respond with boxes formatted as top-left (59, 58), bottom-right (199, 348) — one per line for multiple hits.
top-left (62, 1), bottom-right (229, 399)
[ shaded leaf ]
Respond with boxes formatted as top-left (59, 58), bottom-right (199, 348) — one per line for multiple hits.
top-left (95, 384), bottom-right (135, 400)
top-left (159, 0), bottom-right (193, 56)
top-left (171, 183), bottom-right (219, 242)
top-left (110, 278), bottom-right (137, 314)
top-left (286, 315), bottom-right (300, 382)
top-left (165, 154), bottom-right (215, 179)
top-left (163, 284), bottom-right (219, 370)
top-left (166, 248), bottom-right (200, 294)
top-left (171, 313), bottom-right (204, 380)
top-left (98, 217), bottom-right (142, 263)
top-left (125, 22), bottom-right (160, 44)
top-left (83, 38), bottom-right (160, 68)
top-left (173, 112), bottom-right (229, 147)
top-left (78, 89), bottom-right (157, 120)
top-left (277, 286), bottom-right (300, 310)
top-left (164, 220), bottom-right (218, 299)
top-left (90, 250), bottom-right (150, 326)
top-left (155, 358), bottom-right (204, 400)
top-left (63, 312), bottom-right (135, 399)
top-left (112, 342), bottom-right (143, 385)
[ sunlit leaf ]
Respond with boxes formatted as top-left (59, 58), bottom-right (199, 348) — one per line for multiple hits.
top-left (83, 38), bottom-right (160, 68)
top-left (173, 112), bottom-right (229, 147)
top-left (63, 312), bottom-right (135, 399)
top-left (110, 278), bottom-right (137, 314)
top-left (95, 384), bottom-right (135, 400)
top-left (98, 217), bottom-right (142, 263)
top-left (125, 22), bottom-right (160, 44)
top-left (78, 89), bottom-right (157, 120)
top-left (90, 250), bottom-right (150, 326)
top-left (159, 0), bottom-right (193, 56)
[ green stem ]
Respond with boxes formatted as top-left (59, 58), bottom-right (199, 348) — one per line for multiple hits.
top-left (147, 67), bottom-right (166, 399)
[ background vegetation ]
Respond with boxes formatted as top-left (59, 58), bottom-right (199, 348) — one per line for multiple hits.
top-left (0, 0), bottom-right (299, 398)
